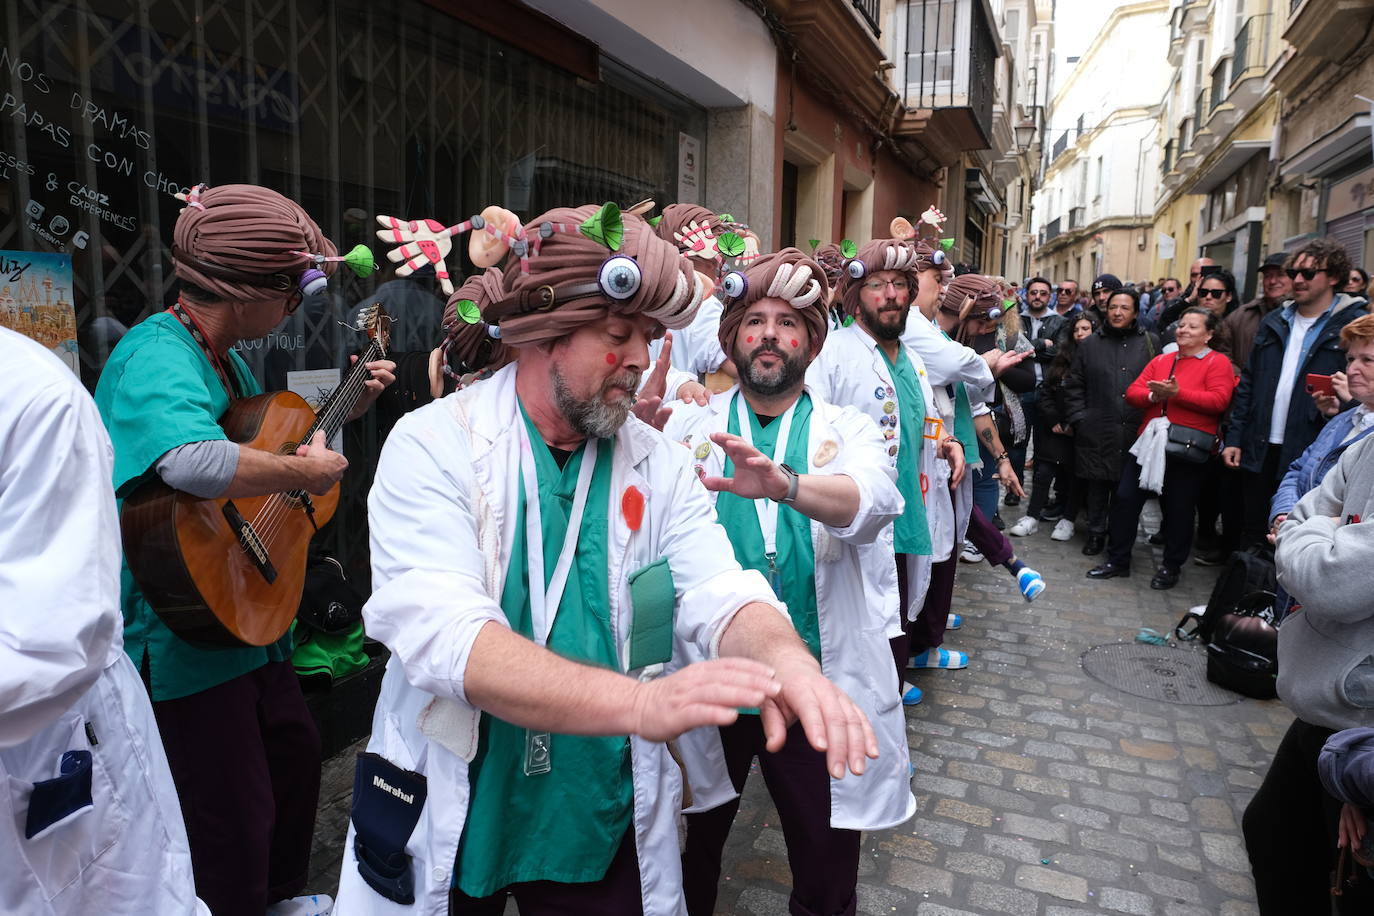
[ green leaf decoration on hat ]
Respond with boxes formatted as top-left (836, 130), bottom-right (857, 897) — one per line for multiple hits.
top-left (1003, 299), bottom-right (1016, 312)
top-left (939, 238), bottom-right (956, 253)
top-left (343, 243), bottom-right (376, 278)
top-left (647, 215), bottom-right (662, 227)
top-left (840, 239), bottom-right (857, 259)
top-left (808, 238), bottom-right (820, 252)
top-left (456, 299), bottom-right (481, 324)
top-left (579, 202), bottom-right (624, 252)
top-left (843, 314), bottom-right (855, 327)
top-left (716, 232), bottom-right (746, 258)
top-left (718, 213), bottom-right (735, 223)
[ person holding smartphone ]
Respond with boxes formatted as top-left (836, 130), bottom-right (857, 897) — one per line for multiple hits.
top-left (1221, 238), bottom-right (1366, 547)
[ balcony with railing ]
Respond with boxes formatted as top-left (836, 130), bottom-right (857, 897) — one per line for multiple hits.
top-left (852, 0), bottom-right (881, 35)
top-left (1051, 130), bottom-right (1068, 162)
top-left (1042, 216), bottom-right (1062, 245)
top-left (895, 0), bottom-right (1001, 156)
top-left (1227, 13), bottom-right (1272, 112)
top-left (1208, 66), bottom-right (1226, 116)
top-left (1068, 206), bottom-right (1085, 230)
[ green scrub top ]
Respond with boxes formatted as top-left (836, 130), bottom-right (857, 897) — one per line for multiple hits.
top-left (880, 345), bottom-right (933, 556)
top-left (714, 392), bottom-right (821, 663)
top-left (93, 312), bottom-right (293, 701)
top-left (456, 404), bottom-right (630, 897)
top-left (953, 382), bottom-right (978, 465)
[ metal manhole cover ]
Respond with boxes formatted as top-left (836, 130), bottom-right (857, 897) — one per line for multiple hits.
top-left (1080, 643), bottom-right (1241, 706)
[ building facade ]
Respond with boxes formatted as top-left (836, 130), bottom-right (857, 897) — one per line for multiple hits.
top-left (1030, 0), bottom-right (1170, 288)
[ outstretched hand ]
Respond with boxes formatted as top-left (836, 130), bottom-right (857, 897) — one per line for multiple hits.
top-left (758, 656), bottom-right (878, 778)
top-left (983, 348), bottom-right (1033, 377)
top-left (630, 658), bottom-right (781, 742)
top-left (702, 432), bottom-right (790, 500)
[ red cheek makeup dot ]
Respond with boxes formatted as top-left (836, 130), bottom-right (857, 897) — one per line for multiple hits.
top-left (790, 339), bottom-right (799, 348)
top-left (605, 352), bottom-right (617, 365)
top-left (746, 336), bottom-right (754, 343)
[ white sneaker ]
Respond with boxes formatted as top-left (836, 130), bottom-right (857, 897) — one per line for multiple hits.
top-left (1051, 519), bottom-right (1075, 541)
top-left (959, 542), bottom-right (984, 563)
top-left (1007, 516), bottom-right (1039, 536)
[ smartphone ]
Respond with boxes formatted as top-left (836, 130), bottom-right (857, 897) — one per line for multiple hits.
top-left (1306, 373), bottom-right (1336, 397)
top-left (1199, 265), bottom-right (1223, 277)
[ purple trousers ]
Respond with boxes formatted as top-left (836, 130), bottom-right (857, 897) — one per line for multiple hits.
top-left (682, 718), bottom-right (860, 916)
top-left (449, 828), bottom-right (643, 914)
top-left (151, 660), bottom-right (321, 916)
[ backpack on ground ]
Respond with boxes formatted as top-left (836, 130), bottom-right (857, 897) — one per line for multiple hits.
top-left (1174, 545), bottom-right (1276, 642)
top-left (1203, 591), bottom-right (1279, 699)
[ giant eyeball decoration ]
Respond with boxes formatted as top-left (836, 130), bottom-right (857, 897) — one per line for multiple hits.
top-left (846, 260), bottom-right (866, 279)
top-left (931, 250), bottom-right (946, 266)
top-left (721, 271), bottom-right (747, 300)
top-left (598, 255), bottom-right (643, 301)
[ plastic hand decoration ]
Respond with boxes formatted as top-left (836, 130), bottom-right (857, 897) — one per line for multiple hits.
top-left (674, 219), bottom-right (720, 262)
top-left (919, 206), bottom-right (947, 233)
top-left (376, 206), bottom-right (536, 296)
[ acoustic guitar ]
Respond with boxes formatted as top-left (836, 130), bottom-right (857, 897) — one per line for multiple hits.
top-left (121, 305), bottom-right (392, 647)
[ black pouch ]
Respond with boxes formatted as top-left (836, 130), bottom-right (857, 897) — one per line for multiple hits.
top-left (351, 751), bottom-right (428, 904)
top-left (25, 750), bottom-right (94, 840)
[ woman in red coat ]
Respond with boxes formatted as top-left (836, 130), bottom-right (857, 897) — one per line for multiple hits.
top-left (1087, 308), bottom-right (1238, 589)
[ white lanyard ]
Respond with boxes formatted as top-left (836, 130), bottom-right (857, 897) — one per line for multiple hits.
top-left (518, 422), bottom-right (599, 648)
top-left (733, 392), bottom-right (798, 575)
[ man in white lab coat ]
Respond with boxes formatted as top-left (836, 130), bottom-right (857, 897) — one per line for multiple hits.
top-left (0, 326), bottom-right (205, 916)
top-left (334, 204), bottom-right (876, 916)
top-left (664, 248), bottom-right (914, 916)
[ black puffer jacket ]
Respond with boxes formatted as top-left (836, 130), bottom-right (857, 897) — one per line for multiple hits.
top-left (1062, 320), bottom-right (1160, 481)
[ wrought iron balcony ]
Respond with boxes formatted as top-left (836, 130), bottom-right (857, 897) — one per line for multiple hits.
top-left (1208, 72), bottom-right (1225, 115)
top-left (852, 0), bottom-right (881, 35)
top-left (1231, 14), bottom-right (1271, 88)
top-left (1052, 130), bottom-right (1068, 162)
top-left (895, 0), bottom-right (999, 153)
top-left (1042, 216), bottom-right (1062, 244)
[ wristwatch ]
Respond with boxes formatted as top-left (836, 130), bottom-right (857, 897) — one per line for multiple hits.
top-left (774, 463), bottom-right (800, 504)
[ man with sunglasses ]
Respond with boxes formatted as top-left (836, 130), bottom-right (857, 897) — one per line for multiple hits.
top-left (1224, 253), bottom-right (1292, 368)
top-left (94, 184), bottom-right (394, 916)
top-left (1222, 238), bottom-right (1362, 546)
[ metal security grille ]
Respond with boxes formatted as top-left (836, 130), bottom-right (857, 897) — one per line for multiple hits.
top-left (2, 0), bottom-right (705, 580)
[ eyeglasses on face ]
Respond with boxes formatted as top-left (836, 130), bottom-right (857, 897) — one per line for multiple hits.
top-left (1198, 287), bottom-right (1228, 299)
top-left (863, 279), bottom-right (909, 292)
top-left (285, 286), bottom-right (305, 314)
top-left (1057, 287), bottom-right (1075, 295)
top-left (1286, 267), bottom-right (1325, 281)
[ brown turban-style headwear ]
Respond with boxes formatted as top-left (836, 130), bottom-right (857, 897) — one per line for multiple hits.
top-left (172, 183), bottom-right (336, 303)
top-left (837, 237), bottom-right (924, 319)
top-left (716, 248), bottom-right (830, 359)
top-left (481, 204), bottom-right (705, 349)
top-left (939, 273), bottom-right (1006, 345)
top-left (813, 243), bottom-right (845, 291)
top-left (441, 269), bottom-right (510, 376)
top-left (653, 203), bottom-right (725, 273)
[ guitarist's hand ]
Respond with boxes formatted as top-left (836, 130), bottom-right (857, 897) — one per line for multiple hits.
top-left (346, 357), bottom-right (398, 422)
top-left (295, 431), bottom-right (349, 494)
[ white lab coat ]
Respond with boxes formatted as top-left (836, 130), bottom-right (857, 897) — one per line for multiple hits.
top-left (333, 363), bottom-right (785, 916)
top-left (647, 294), bottom-right (728, 399)
top-left (0, 328), bottom-right (203, 916)
top-left (806, 322), bottom-right (944, 629)
top-left (662, 387), bottom-right (915, 830)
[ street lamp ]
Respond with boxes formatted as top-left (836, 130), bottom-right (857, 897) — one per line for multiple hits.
top-left (1014, 119), bottom-right (1037, 152)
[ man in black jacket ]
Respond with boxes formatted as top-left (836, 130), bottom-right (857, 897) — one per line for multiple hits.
top-left (1222, 238), bottom-right (1362, 545)
top-left (1008, 278), bottom-right (1069, 506)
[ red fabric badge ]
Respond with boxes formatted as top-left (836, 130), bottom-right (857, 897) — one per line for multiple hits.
top-left (621, 486), bottom-right (645, 531)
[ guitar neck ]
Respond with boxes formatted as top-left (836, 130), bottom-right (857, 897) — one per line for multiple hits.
top-left (303, 340), bottom-right (383, 443)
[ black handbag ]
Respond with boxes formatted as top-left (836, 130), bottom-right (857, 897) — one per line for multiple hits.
top-left (1161, 355), bottom-right (1216, 464)
top-left (1204, 591), bottom-right (1279, 699)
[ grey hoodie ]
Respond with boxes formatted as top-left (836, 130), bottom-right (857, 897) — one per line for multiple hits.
top-left (1276, 434), bottom-right (1374, 730)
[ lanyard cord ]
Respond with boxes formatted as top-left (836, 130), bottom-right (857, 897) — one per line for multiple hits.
top-left (732, 392), bottom-right (798, 571)
top-left (167, 299), bottom-right (241, 401)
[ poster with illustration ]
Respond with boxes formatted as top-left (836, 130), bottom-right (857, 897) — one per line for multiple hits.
top-left (0, 250), bottom-right (78, 373)
top-left (286, 367), bottom-right (343, 452)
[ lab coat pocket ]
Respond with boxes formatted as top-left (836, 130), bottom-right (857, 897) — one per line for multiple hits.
top-left (861, 625), bottom-right (902, 715)
top-left (9, 718), bottom-right (130, 901)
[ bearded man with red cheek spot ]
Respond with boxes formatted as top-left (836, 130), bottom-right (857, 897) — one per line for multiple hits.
top-left (662, 249), bottom-right (913, 916)
top-left (337, 207), bottom-right (877, 916)
top-left (805, 239), bottom-right (968, 706)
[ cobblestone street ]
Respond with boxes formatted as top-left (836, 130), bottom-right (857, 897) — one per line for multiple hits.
top-left (712, 512), bottom-right (1288, 916)
top-left (308, 507), bottom-right (1290, 915)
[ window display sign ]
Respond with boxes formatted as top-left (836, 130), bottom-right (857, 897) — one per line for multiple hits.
top-left (0, 248), bottom-right (77, 373)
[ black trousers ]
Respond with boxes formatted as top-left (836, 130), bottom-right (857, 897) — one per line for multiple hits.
top-left (1080, 478), bottom-right (1115, 535)
top-left (682, 718), bottom-right (860, 916)
top-left (450, 829), bottom-right (643, 915)
top-left (1104, 454), bottom-right (1208, 571)
top-left (1240, 444), bottom-right (1285, 547)
top-left (1026, 456), bottom-right (1079, 521)
top-left (1243, 718), bottom-right (1374, 914)
top-left (152, 660), bottom-right (322, 916)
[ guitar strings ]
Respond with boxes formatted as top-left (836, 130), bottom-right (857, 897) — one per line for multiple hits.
top-left (248, 341), bottom-right (382, 549)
